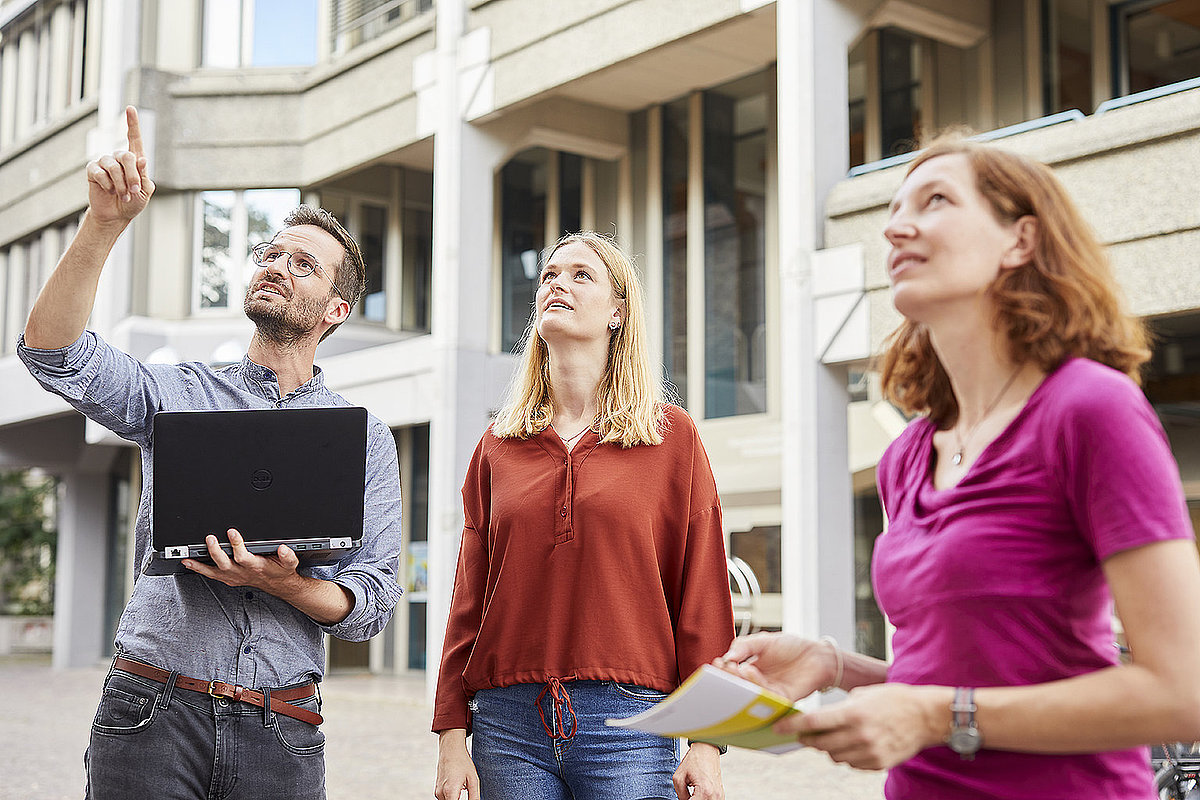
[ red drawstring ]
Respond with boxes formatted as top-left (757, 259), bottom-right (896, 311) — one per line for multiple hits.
top-left (536, 677), bottom-right (578, 740)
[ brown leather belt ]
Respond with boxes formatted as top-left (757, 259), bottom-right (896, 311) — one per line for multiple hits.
top-left (114, 656), bottom-right (323, 726)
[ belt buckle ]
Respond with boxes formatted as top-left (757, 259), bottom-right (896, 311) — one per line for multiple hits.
top-left (208, 680), bottom-right (222, 698)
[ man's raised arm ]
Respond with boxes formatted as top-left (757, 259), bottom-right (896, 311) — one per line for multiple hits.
top-left (24, 106), bottom-right (155, 350)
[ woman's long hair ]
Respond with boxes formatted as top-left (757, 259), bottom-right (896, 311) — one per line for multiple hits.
top-left (491, 232), bottom-right (666, 447)
top-left (880, 136), bottom-right (1150, 425)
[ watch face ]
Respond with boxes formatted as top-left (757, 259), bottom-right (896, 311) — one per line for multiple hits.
top-left (948, 726), bottom-right (983, 756)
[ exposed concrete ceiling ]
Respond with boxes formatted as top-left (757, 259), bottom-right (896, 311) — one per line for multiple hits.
top-left (549, 6), bottom-right (778, 112)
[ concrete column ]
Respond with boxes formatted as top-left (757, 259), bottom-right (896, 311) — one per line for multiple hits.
top-left (424, 0), bottom-right (506, 700)
top-left (53, 470), bottom-right (110, 668)
top-left (777, 0), bottom-right (861, 653)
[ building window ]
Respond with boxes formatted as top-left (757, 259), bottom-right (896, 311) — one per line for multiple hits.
top-left (854, 484), bottom-right (887, 660)
top-left (321, 167), bottom-right (431, 332)
top-left (330, 0), bottom-right (434, 57)
top-left (662, 98), bottom-right (690, 402)
top-left (498, 149), bottom-right (621, 353)
top-left (194, 189), bottom-right (300, 313)
top-left (0, 0), bottom-right (90, 151)
top-left (401, 170), bottom-right (433, 333)
top-left (1116, 0), bottom-right (1200, 96)
top-left (499, 149), bottom-right (548, 353)
top-left (879, 28), bottom-right (923, 159)
top-left (658, 75), bottom-right (770, 418)
top-left (1043, 0), bottom-right (1094, 114)
top-left (1, 218), bottom-right (77, 355)
top-left (704, 75), bottom-right (768, 418)
top-left (203, 0), bottom-right (318, 68)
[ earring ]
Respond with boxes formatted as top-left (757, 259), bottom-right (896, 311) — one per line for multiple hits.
top-left (608, 320), bottom-right (620, 331)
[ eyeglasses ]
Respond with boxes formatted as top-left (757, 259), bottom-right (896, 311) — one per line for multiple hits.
top-left (250, 243), bottom-right (343, 298)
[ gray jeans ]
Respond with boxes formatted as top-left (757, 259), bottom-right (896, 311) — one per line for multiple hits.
top-left (85, 661), bottom-right (326, 800)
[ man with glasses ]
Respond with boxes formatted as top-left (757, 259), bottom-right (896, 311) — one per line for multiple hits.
top-left (18, 106), bottom-right (403, 800)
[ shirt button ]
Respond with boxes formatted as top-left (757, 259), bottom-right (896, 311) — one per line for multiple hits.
top-left (243, 646), bottom-right (253, 654)
top-left (560, 507), bottom-right (567, 516)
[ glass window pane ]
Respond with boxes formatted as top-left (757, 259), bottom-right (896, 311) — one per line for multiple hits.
top-left (402, 206), bottom-right (432, 333)
top-left (879, 28), bottom-right (921, 158)
top-left (1124, 0), bottom-right (1200, 95)
top-left (729, 525), bottom-right (781, 595)
top-left (559, 152), bottom-right (582, 236)
top-left (500, 149), bottom-right (547, 352)
top-left (662, 99), bottom-right (690, 404)
top-left (854, 486), bottom-right (887, 659)
top-left (407, 601), bottom-right (427, 670)
top-left (199, 191), bottom-right (236, 309)
top-left (360, 203), bottom-right (388, 322)
top-left (252, 0), bottom-right (318, 66)
top-left (703, 78), bottom-right (767, 418)
top-left (244, 188), bottom-right (300, 297)
top-left (1044, 0), bottom-right (1093, 114)
top-left (203, 0), bottom-right (242, 67)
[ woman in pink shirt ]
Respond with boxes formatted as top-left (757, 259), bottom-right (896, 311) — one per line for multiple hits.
top-left (719, 137), bottom-right (1200, 799)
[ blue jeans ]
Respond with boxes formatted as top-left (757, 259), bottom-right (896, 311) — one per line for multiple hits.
top-left (84, 660), bottom-right (326, 800)
top-left (470, 680), bottom-right (681, 800)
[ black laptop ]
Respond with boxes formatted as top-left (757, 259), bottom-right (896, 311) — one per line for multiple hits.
top-left (145, 407), bottom-right (367, 576)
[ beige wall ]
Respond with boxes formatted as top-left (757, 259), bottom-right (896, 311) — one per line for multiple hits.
top-left (824, 87), bottom-right (1200, 353)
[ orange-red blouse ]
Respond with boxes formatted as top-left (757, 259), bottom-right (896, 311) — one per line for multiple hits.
top-left (432, 405), bottom-right (735, 732)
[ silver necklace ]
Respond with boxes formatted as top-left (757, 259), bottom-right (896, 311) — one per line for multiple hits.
top-left (951, 365), bottom-right (1023, 466)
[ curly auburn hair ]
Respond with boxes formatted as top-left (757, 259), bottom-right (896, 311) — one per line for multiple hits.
top-left (880, 136), bottom-right (1150, 427)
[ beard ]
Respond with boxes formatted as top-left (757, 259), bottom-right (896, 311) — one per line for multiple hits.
top-left (243, 278), bottom-right (330, 347)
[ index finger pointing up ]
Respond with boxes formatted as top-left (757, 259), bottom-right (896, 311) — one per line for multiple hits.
top-left (125, 106), bottom-right (144, 157)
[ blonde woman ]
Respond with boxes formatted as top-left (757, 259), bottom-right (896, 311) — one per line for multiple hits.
top-left (433, 232), bottom-right (734, 800)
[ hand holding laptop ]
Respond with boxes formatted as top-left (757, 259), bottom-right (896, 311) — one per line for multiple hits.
top-left (184, 527), bottom-right (356, 626)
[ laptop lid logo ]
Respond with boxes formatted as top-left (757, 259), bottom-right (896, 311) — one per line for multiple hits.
top-left (251, 469), bottom-right (273, 491)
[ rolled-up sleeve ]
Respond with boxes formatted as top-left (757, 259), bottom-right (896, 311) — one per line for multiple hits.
top-left (321, 419), bottom-right (403, 641)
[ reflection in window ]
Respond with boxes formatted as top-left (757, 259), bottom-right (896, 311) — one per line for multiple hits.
top-left (662, 99), bottom-right (690, 403)
top-left (402, 207), bottom-right (432, 332)
top-left (854, 484), bottom-right (887, 660)
top-left (729, 525), bottom-right (781, 596)
top-left (704, 76), bottom-right (767, 418)
top-left (879, 28), bottom-right (922, 159)
top-left (402, 169), bottom-right (433, 334)
top-left (499, 149), bottom-right (621, 352)
top-left (1120, 0), bottom-right (1200, 95)
top-left (199, 191), bottom-right (234, 310)
top-left (360, 204), bottom-right (388, 322)
top-left (196, 189), bottom-right (300, 312)
top-left (331, 0), bottom-right (434, 57)
top-left (500, 149), bottom-right (548, 353)
top-left (1043, 0), bottom-right (1093, 114)
top-left (203, 0), bottom-right (318, 68)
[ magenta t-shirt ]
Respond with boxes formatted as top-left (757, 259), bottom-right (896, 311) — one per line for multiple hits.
top-left (874, 358), bottom-right (1193, 800)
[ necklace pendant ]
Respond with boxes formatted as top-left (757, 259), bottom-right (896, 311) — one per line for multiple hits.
top-left (951, 451), bottom-right (964, 466)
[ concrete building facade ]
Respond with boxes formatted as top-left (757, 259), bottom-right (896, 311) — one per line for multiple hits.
top-left (0, 0), bottom-right (1197, 687)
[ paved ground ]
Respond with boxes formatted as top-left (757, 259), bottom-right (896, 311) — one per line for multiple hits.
top-left (0, 654), bottom-right (886, 799)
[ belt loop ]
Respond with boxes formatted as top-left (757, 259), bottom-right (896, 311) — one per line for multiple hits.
top-left (262, 687), bottom-right (273, 728)
top-left (159, 670), bottom-right (180, 710)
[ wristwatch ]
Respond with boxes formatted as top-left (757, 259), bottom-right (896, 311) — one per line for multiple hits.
top-left (947, 687), bottom-right (983, 760)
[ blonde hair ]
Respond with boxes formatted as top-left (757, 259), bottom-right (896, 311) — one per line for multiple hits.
top-left (880, 135), bottom-right (1150, 425)
top-left (491, 232), bottom-right (666, 447)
